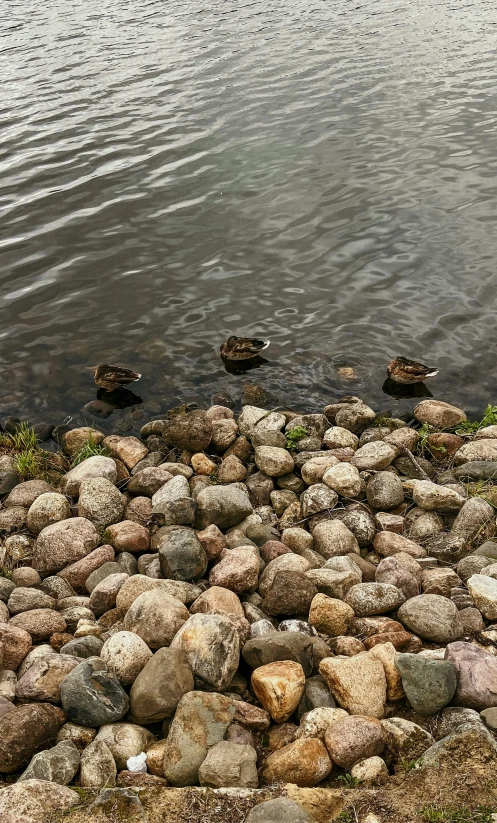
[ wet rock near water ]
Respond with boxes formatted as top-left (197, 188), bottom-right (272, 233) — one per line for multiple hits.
top-left (2, 395), bottom-right (497, 808)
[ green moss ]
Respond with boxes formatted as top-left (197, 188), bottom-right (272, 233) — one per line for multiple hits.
top-left (285, 426), bottom-right (309, 452)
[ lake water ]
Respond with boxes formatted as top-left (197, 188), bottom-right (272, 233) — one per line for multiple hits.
top-left (1, 0), bottom-right (497, 430)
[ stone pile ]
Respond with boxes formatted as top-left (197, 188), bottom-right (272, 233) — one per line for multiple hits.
top-left (1, 395), bottom-right (497, 817)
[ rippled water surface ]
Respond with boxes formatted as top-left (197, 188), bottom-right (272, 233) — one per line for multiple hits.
top-left (1, 0), bottom-right (497, 428)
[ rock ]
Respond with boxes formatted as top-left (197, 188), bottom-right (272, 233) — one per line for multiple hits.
top-left (350, 756), bottom-right (388, 786)
top-left (19, 740), bottom-right (80, 785)
top-left (103, 436), bottom-right (148, 469)
top-left (116, 574), bottom-right (200, 610)
top-left (321, 463), bottom-right (361, 499)
top-left (398, 594), bottom-right (463, 643)
top-left (312, 520), bottom-right (359, 559)
top-left (26, 493), bottom-right (71, 536)
top-left (474, 541), bottom-right (497, 559)
top-left (366, 472), bottom-right (404, 510)
top-left (130, 647), bottom-right (194, 724)
top-left (351, 442), bottom-right (397, 471)
top-left (32, 517), bottom-right (100, 575)
top-left (56, 723), bottom-right (96, 750)
top-left (263, 571), bottom-right (318, 617)
top-left (86, 560), bottom-right (124, 591)
top-left (87, 787), bottom-right (148, 823)
top-left (334, 403), bottom-right (376, 433)
top-left (414, 399), bottom-right (466, 428)
top-left (301, 484), bottom-right (338, 518)
top-left (375, 557), bottom-right (419, 600)
top-left (124, 589), bottom-right (189, 648)
top-left (4, 479), bottom-right (53, 509)
top-left (209, 546), bottom-right (260, 594)
top-left (89, 572), bottom-right (128, 615)
top-left (16, 654), bottom-right (79, 702)
top-left (151, 474), bottom-right (190, 508)
top-left (243, 633), bottom-right (314, 676)
top-left (217, 454), bottom-right (247, 483)
top-left (246, 798), bottom-right (312, 823)
top-left (101, 631), bottom-right (152, 685)
top-left (0, 703), bottom-right (63, 772)
top-left (251, 661), bottom-right (305, 723)
top-left (337, 508), bottom-right (376, 548)
top-left (78, 478), bottom-right (125, 529)
top-left (127, 467), bottom-right (173, 496)
top-left (437, 706), bottom-right (482, 738)
top-left (171, 613), bottom-right (239, 691)
top-left (319, 653), bottom-right (387, 717)
top-left (296, 706), bottom-right (348, 739)
top-left (445, 641), bottom-right (497, 710)
top-left (190, 586), bottom-right (244, 621)
top-left (157, 526), bottom-right (207, 581)
top-left (344, 583), bottom-right (405, 616)
top-left (0, 780), bottom-right (80, 823)
top-left (260, 737), bottom-right (332, 787)
top-left (419, 721), bottom-right (497, 769)
top-left (309, 594), bottom-right (355, 636)
top-left (60, 658), bottom-right (129, 726)
top-left (324, 715), bottom-right (386, 769)
top-left (195, 484), bottom-right (253, 530)
top-left (454, 440), bottom-right (497, 465)
top-left (451, 497), bottom-right (495, 543)
top-left (10, 609), bottom-right (66, 641)
top-left (7, 587), bottom-right (55, 614)
top-left (455, 462), bottom-right (497, 481)
top-left (60, 456), bottom-right (118, 497)
top-left (80, 739), bottom-right (117, 788)
top-left (255, 446), bottom-right (295, 477)
top-left (103, 521), bottom-right (150, 554)
top-left (163, 691), bottom-right (235, 786)
top-left (58, 544), bottom-right (115, 591)
top-left (368, 642), bottom-right (404, 701)
top-left (395, 653), bottom-right (457, 716)
top-left (412, 480), bottom-right (465, 513)
top-left (161, 410), bottom-right (213, 451)
top-left (306, 559), bottom-right (361, 600)
top-left (95, 723), bottom-right (155, 771)
top-left (467, 574), bottom-right (497, 619)
top-left (198, 741), bottom-right (258, 788)
top-left (381, 716), bottom-right (434, 762)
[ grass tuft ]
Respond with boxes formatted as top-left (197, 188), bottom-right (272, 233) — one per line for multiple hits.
top-left (422, 805), bottom-right (496, 822)
top-left (454, 404), bottom-right (497, 435)
top-left (71, 435), bottom-right (110, 467)
top-left (285, 426), bottom-right (310, 452)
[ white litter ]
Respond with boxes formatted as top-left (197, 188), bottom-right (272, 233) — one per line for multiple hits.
top-left (126, 752), bottom-right (148, 773)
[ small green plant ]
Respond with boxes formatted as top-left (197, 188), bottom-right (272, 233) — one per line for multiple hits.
top-left (399, 756), bottom-right (421, 772)
top-left (337, 773), bottom-right (362, 788)
top-left (71, 435), bottom-right (110, 466)
top-left (285, 426), bottom-right (309, 451)
top-left (15, 449), bottom-right (43, 480)
top-left (0, 422), bottom-right (38, 451)
top-left (417, 422), bottom-right (435, 455)
top-left (422, 806), bottom-right (495, 823)
top-left (454, 404), bottom-right (497, 435)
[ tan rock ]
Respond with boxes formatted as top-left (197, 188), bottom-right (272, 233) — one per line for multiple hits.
top-left (296, 707), bottom-right (349, 739)
top-left (10, 609), bottom-right (66, 641)
top-left (58, 544), bottom-right (115, 592)
top-left (145, 739), bottom-right (167, 776)
top-left (368, 642), bottom-right (404, 701)
top-left (350, 755), bottom-right (388, 786)
top-left (103, 435), bottom-right (148, 469)
top-left (196, 524), bottom-right (227, 561)
top-left (62, 427), bottom-right (104, 456)
top-left (251, 661), bottom-right (305, 723)
top-left (260, 737), bottom-right (332, 787)
top-left (414, 400), bottom-right (466, 428)
top-left (104, 521), bottom-right (150, 553)
top-left (116, 575), bottom-right (200, 610)
top-left (123, 589), bottom-right (189, 648)
top-left (320, 653), bottom-right (387, 717)
top-left (0, 624), bottom-right (32, 671)
top-left (190, 586), bottom-right (244, 619)
top-left (191, 453), bottom-right (217, 475)
top-left (309, 594), bottom-right (355, 636)
top-left (373, 531), bottom-right (426, 559)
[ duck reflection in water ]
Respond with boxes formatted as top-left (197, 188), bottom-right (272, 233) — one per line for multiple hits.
top-left (382, 377), bottom-right (433, 399)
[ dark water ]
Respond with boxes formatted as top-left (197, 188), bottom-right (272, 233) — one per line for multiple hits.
top-left (2, 0), bottom-right (497, 431)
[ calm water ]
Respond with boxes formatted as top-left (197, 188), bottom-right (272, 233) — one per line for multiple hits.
top-left (1, 0), bottom-right (497, 430)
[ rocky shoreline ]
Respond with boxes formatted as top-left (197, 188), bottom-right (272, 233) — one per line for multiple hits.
top-left (2, 391), bottom-right (497, 822)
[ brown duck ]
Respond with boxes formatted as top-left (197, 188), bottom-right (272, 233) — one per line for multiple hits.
top-left (220, 336), bottom-right (270, 362)
top-left (387, 357), bottom-right (438, 384)
top-left (92, 364), bottom-right (141, 392)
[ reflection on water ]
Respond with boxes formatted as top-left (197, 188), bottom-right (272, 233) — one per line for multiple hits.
top-left (1, 0), bottom-right (497, 430)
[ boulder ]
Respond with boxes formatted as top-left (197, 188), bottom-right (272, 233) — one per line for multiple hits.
top-left (101, 631), bottom-right (152, 685)
top-left (243, 633), bottom-right (314, 676)
top-left (16, 654), bottom-right (79, 703)
top-left (129, 647), bottom-right (194, 724)
top-left (95, 723), bottom-right (155, 771)
top-left (467, 574), bottom-right (497, 620)
top-left (312, 520), bottom-right (359, 559)
top-left (80, 739), bottom-right (117, 788)
top-left (198, 741), bottom-right (258, 788)
top-left (209, 546), bottom-right (260, 594)
top-left (171, 613), bottom-right (239, 691)
top-left (445, 641), bottom-right (497, 710)
top-left (309, 594), bottom-right (355, 636)
top-left (10, 608), bottom-right (66, 641)
top-left (0, 780), bottom-right (80, 823)
top-left (412, 480), bottom-right (465, 513)
top-left (260, 737), bottom-right (332, 787)
top-left (0, 703), bottom-right (63, 773)
top-left (344, 583), bottom-right (405, 616)
top-left (26, 493), bottom-right (71, 535)
top-left (195, 485), bottom-right (253, 530)
top-left (58, 544), bottom-right (115, 591)
top-left (398, 594), bottom-right (463, 643)
top-left (414, 400), bottom-right (466, 428)
top-left (161, 410), bottom-right (213, 452)
top-left (395, 653), bottom-right (457, 716)
top-left (366, 472), bottom-right (404, 510)
top-left (245, 798), bottom-right (311, 823)
top-left (251, 662), bottom-right (305, 723)
top-left (60, 658), bottom-right (129, 727)
top-left (78, 478), bottom-right (125, 529)
top-left (157, 526), bottom-right (207, 581)
top-left (351, 442), bottom-right (397, 471)
top-left (123, 589), bottom-right (189, 648)
top-left (32, 518), bottom-right (100, 575)
top-left (320, 653), bottom-right (387, 717)
top-left (255, 446), bottom-right (295, 477)
top-left (19, 740), bottom-right (80, 785)
top-left (324, 715), bottom-right (386, 769)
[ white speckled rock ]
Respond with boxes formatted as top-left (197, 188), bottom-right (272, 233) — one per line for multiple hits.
top-left (100, 631), bottom-right (152, 685)
top-left (351, 442), bottom-right (397, 471)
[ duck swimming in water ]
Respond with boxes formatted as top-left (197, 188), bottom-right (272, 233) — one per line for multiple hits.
top-left (387, 357), bottom-right (438, 384)
top-left (220, 336), bottom-right (270, 362)
top-left (91, 364), bottom-right (142, 392)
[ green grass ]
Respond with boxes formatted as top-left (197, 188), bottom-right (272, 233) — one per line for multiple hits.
top-left (15, 449), bottom-right (44, 480)
top-left (454, 404), bottom-right (497, 435)
top-left (422, 806), bottom-right (495, 822)
top-left (285, 425), bottom-right (310, 452)
top-left (71, 435), bottom-right (110, 466)
top-left (0, 422), bottom-right (38, 451)
top-left (337, 774), bottom-right (362, 788)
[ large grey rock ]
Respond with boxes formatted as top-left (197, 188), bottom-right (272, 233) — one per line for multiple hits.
top-left (467, 574), bottom-right (497, 620)
top-left (419, 722), bottom-right (497, 769)
top-left (130, 647), bottom-right (194, 724)
top-left (451, 497), bottom-right (495, 543)
top-left (445, 641), bottom-right (497, 710)
top-left (157, 526), bottom-right (207, 581)
top-left (61, 456), bottom-right (118, 497)
top-left (7, 587), bottom-right (55, 615)
top-left (163, 691), bottom-right (236, 786)
top-left (366, 472), bottom-right (404, 510)
top-left (26, 493), bottom-right (71, 535)
top-left (344, 583), bottom-right (405, 616)
top-left (161, 410), bottom-right (213, 452)
top-left (32, 518), bottom-right (100, 575)
top-left (255, 446), bottom-right (295, 478)
top-left (19, 740), bottom-right (80, 785)
top-left (455, 462), bottom-right (497, 481)
top-left (4, 479), bottom-right (53, 509)
top-left (412, 480), bottom-right (465, 513)
top-left (171, 613), bottom-right (240, 691)
top-left (80, 739), bottom-right (117, 788)
top-left (60, 659), bottom-right (129, 727)
top-left (151, 474), bottom-right (190, 507)
top-left (124, 589), bottom-right (189, 648)
top-left (454, 440), bottom-right (497, 465)
top-left (78, 478), bottom-right (125, 530)
top-left (395, 653), bottom-right (457, 716)
top-left (95, 723), bottom-right (155, 771)
top-left (195, 484), bottom-right (253, 530)
top-left (397, 594), bottom-right (463, 643)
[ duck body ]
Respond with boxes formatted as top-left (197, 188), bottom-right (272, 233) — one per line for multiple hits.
top-left (220, 336), bottom-right (270, 362)
top-left (93, 364), bottom-right (141, 392)
top-left (387, 357), bottom-right (438, 384)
